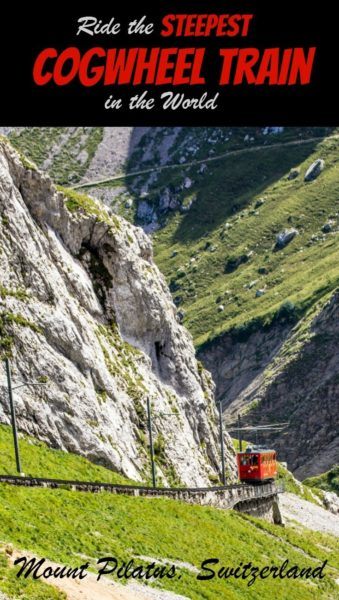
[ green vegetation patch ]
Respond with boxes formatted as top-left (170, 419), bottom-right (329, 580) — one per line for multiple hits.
top-left (0, 424), bottom-right (131, 485)
top-left (304, 465), bottom-right (339, 496)
top-left (8, 127), bottom-right (104, 185)
top-left (0, 312), bottom-right (41, 358)
top-left (0, 285), bottom-right (29, 302)
top-left (59, 186), bottom-right (121, 230)
top-left (277, 464), bottom-right (319, 504)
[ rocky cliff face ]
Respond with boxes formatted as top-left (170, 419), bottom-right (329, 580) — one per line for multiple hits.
top-left (251, 292), bottom-right (339, 479)
top-left (2, 127), bottom-right (337, 485)
top-left (0, 139), bottom-right (235, 485)
top-left (200, 292), bottom-right (339, 479)
top-left (199, 322), bottom-right (293, 421)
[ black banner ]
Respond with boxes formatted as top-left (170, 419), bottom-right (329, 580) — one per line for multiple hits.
top-left (1, 1), bottom-right (337, 125)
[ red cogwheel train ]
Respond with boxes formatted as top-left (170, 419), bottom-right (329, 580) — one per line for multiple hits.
top-left (237, 446), bottom-right (277, 483)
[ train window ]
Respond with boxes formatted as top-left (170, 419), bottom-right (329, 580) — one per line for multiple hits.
top-left (241, 457), bottom-right (249, 465)
top-left (251, 456), bottom-right (258, 466)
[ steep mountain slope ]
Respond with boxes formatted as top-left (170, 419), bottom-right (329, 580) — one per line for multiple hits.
top-left (151, 132), bottom-right (338, 343)
top-left (203, 291), bottom-right (339, 480)
top-left (1, 455), bottom-right (339, 600)
top-left (2, 126), bottom-right (338, 481)
top-left (128, 129), bottom-right (339, 479)
top-left (0, 127), bottom-right (145, 186)
top-left (0, 138), bottom-right (235, 486)
top-left (1, 424), bottom-right (338, 598)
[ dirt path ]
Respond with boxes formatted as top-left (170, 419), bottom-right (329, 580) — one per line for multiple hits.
top-left (9, 551), bottom-right (189, 600)
top-left (72, 134), bottom-right (339, 190)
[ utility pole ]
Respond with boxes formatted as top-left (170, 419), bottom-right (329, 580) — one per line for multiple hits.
top-left (5, 358), bottom-right (22, 474)
top-left (218, 400), bottom-right (226, 485)
top-left (238, 413), bottom-right (243, 452)
top-left (146, 397), bottom-right (156, 488)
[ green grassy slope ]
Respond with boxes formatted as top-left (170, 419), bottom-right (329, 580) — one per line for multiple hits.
top-left (304, 466), bottom-right (339, 496)
top-left (277, 464), bottom-right (320, 503)
top-left (7, 127), bottom-right (104, 185)
top-left (0, 425), bottom-right (131, 484)
top-left (0, 484), bottom-right (338, 599)
top-left (0, 430), bottom-right (338, 599)
top-left (127, 127), bottom-right (332, 172)
top-left (149, 133), bottom-right (339, 347)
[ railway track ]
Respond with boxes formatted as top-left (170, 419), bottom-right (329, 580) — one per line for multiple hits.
top-left (0, 473), bottom-right (247, 493)
top-left (72, 134), bottom-right (339, 189)
top-left (0, 473), bottom-right (279, 497)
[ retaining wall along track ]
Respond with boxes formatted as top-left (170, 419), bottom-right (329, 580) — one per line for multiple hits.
top-left (0, 475), bottom-right (283, 524)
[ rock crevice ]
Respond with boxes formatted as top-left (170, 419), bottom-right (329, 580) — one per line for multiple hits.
top-left (0, 140), bottom-right (235, 485)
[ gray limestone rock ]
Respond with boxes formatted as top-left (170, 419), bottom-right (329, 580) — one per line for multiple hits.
top-left (322, 222), bottom-right (332, 233)
top-left (287, 168), bottom-right (300, 181)
top-left (0, 139), bottom-right (236, 486)
top-left (304, 159), bottom-right (325, 182)
top-left (275, 229), bottom-right (298, 249)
